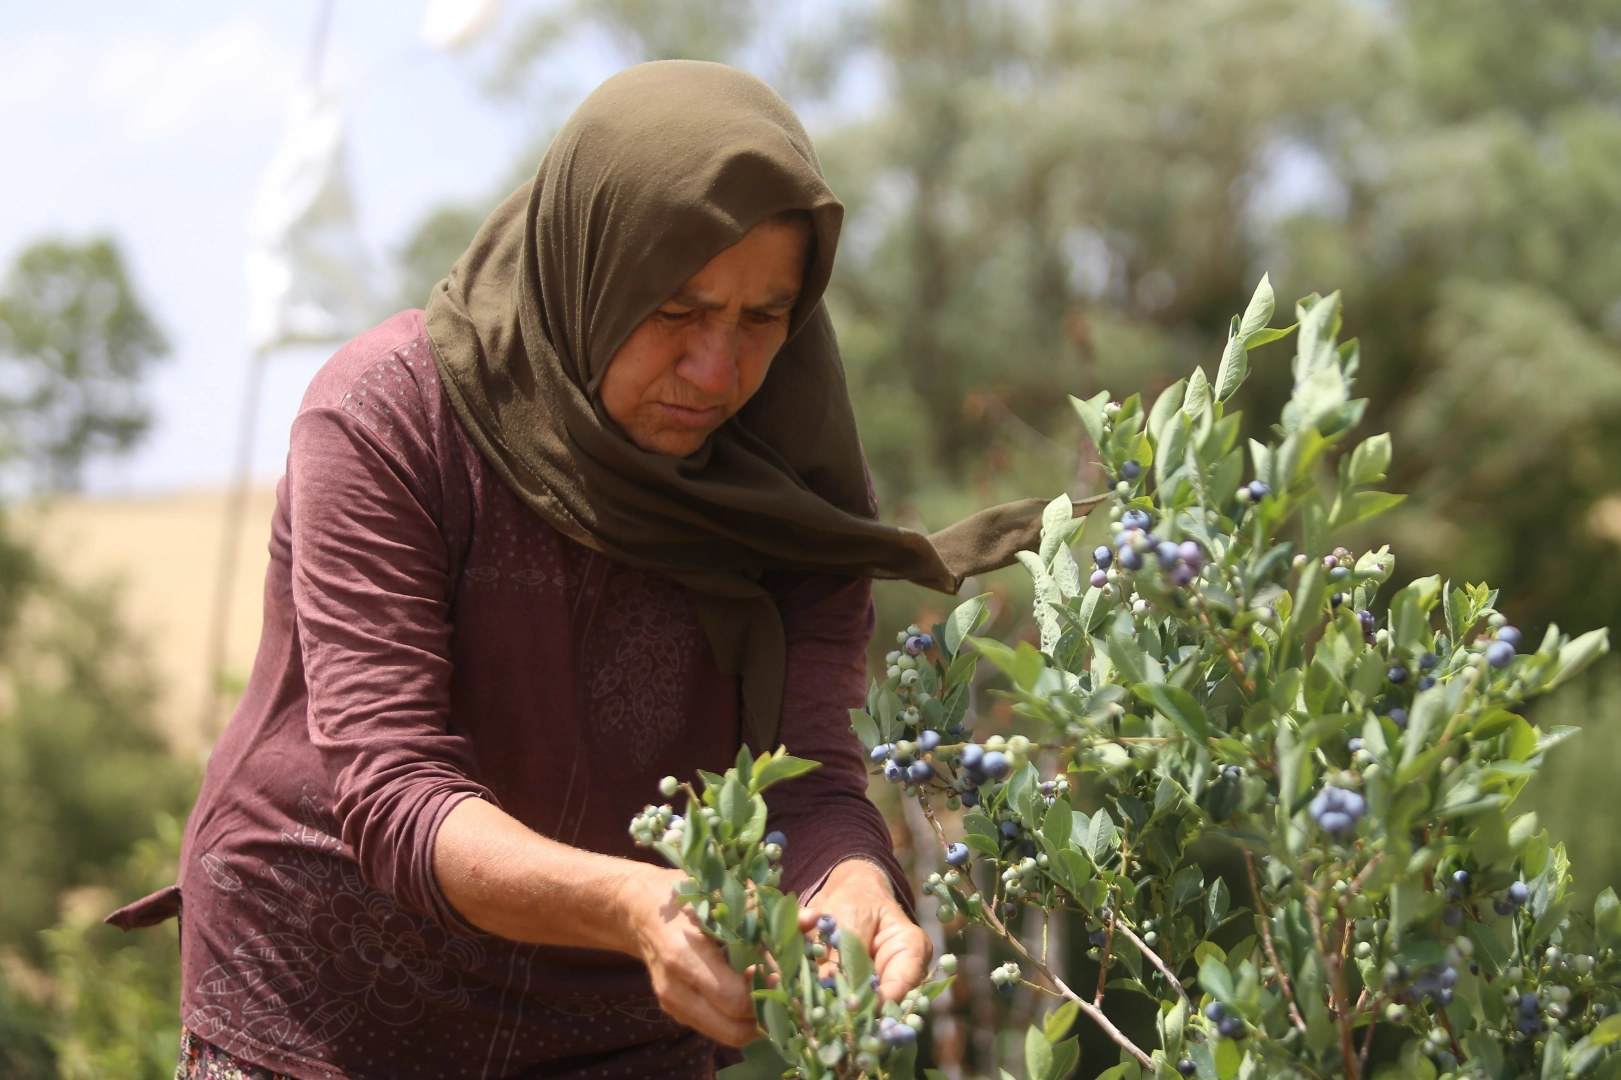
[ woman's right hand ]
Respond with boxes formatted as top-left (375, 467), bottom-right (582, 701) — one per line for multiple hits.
top-left (618, 867), bottom-right (760, 1047)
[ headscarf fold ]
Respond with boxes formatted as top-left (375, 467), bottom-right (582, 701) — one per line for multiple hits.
top-left (426, 60), bottom-right (1098, 747)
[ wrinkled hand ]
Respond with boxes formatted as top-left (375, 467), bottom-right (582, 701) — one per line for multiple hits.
top-left (620, 867), bottom-right (759, 1047)
top-left (805, 858), bottom-right (931, 1002)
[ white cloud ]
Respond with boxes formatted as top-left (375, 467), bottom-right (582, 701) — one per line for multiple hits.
top-left (86, 16), bottom-right (299, 141)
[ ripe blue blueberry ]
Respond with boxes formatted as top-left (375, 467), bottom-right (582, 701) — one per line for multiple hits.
top-left (1520, 1016), bottom-right (1544, 1036)
top-left (1177, 1060), bottom-right (1197, 1078)
top-left (1178, 540), bottom-right (1204, 568)
top-left (1417, 675), bottom-right (1437, 691)
top-left (1508, 881), bottom-right (1530, 906)
top-left (1217, 1016), bottom-right (1246, 1040)
top-left (907, 760), bottom-right (934, 784)
top-left (1519, 992), bottom-right (1540, 1017)
top-left (1094, 545), bottom-right (1113, 569)
top-left (1309, 785), bottom-right (1366, 837)
top-left (1442, 907), bottom-right (1463, 926)
top-left (885, 1024), bottom-right (917, 1048)
top-left (1000, 820), bottom-right (1021, 841)
top-left (1420, 652), bottom-right (1438, 671)
top-left (1172, 563), bottom-right (1195, 587)
top-left (960, 744), bottom-right (985, 770)
top-left (817, 914), bottom-right (837, 935)
top-left (1121, 459), bottom-right (1143, 481)
top-left (1204, 1001), bottom-right (1226, 1022)
top-left (765, 830), bottom-right (787, 850)
top-left (982, 751), bottom-right (1011, 779)
top-left (1121, 509), bottom-right (1153, 531)
top-left (1328, 566), bottom-right (1350, 582)
top-left (1088, 928), bottom-right (1108, 947)
top-left (1331, 592), bottom-right (1344, 608)
top-left (1358, 610), bottom-right (1376, 633)
top-left (1452, 869), bottom-right (1470, 889)
top-left (1494, 898), bottom-right (1515, 916)
top-left (918, 730), bottom-right (942, 753)
top-left (959, 788), bottom-right (980, 808)
top-left (1118, 545), bottom-right (1143, 571)
top-left (870, 743), bottom-right (894, 763)
top-left (1387, 707), bottom-right (1409, 730)
top-left (945, 843), bottom-right (970, 866)
top-left (1156, 540), bottom-right (1181, 567)
top-left (1387, 665), bottom-right (1408, 684)
top-left (818, 976), bottom-right (837, 991)
top-left (1497, 626), bottom-right (1522, 647)
top-left (827, 930), bottom-right (841, 949)
top-left (1248, 480), bottom-right (1272, 500)
top-left (883, 760), bottom-right (906, 783)
top-left (1486, 640), bottom-right (1515, 668)
top-left (903, 634), bottom-right (930, 656)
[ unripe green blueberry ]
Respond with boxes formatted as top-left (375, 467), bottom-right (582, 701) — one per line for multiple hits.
top-left (811, 1005), bottom-right (827, 1023)
top-left (1144, 931), bottom-right (1158, 946)
top-left (1355, 942), bottom-right (1373, 959)
top-left (1385, 1003), bottom-right (1407, 1023)
top-left (859, 1035), bottom-right (883, 1054)
top-left (985, 734), bottom-right (1007, 752)
top-left (905, 1013), bottom-right (925, 1031)
top-left (659, 776), bottom-right (679, 797)
top-left (1488, 612), bottom-right (1507, 629)
top-left (938, 953), bottom-right (958, 975)
top-left (937, 903), bottom-right (957, 921)
top-left (854, 1052), bottom-right (878, 1073)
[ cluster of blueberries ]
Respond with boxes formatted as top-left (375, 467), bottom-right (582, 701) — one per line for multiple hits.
top-left (1493, 880), bottom-right (1532, 916)
top-left (1486, 623), bottom-right (1522, 670)
top-left (1202, 1000), bottom-right (1247, 1040)
top-left (1307, 784), bottom-right (1366, 838)
top-left (987, 960), bottom-right (1021, 998)
top-left (1405, 963), bottom-right (1460, 1008)
top-left (1094, 509), bottom-right (1209, 589)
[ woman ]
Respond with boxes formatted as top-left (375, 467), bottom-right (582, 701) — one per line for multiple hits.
top-left (115, 61), bottom-right (1066, 1079)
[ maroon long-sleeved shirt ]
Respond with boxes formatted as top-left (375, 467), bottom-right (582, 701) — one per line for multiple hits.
top-left (129, 311), bottom-right (903, 1079)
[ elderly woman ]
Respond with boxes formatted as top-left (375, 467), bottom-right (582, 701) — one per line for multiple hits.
top-left (117, 62), bottom-right (1059, 1079)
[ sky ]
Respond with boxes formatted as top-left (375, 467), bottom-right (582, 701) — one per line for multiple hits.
top-left (1, 0), bottom-right (623, 494)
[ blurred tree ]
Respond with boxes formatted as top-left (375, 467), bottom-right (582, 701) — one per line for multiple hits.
top-left (0, 238), bottom-right (169, 493)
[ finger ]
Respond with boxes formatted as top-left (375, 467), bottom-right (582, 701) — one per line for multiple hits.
top-left (684, 934), bottom-right (757, 1021)
top-left (798, 908), bottom-right (821, 933)
top-left (660, 987), bottom-right (760, 1048)
top-left (873, 924), bottom-right (932, 1001)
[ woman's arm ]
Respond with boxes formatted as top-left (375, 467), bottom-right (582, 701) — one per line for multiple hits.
top-left (432, 798), bottom-right (759, 1046)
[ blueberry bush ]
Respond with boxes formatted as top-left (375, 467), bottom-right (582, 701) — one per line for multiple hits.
top-left (851, 278), bottom-right (1618, 1079)
top-left (629, 747), bottom-right (963, 1080)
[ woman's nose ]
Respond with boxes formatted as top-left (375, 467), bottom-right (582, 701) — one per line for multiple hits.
top-left (678, 319), bottom-right (739, 397)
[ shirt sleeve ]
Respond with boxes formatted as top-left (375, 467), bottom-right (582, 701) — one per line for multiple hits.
top-left (287, 403), bottom-right (492, 934)
top-left (764, 572), bottom-right (914, 916)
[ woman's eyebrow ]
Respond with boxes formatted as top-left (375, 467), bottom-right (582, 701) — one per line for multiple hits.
top-left (665, 286), bottom-right (800, 311)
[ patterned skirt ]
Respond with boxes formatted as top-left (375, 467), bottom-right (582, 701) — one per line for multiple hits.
top-left (176, 1027), bottom-right (295, 1080)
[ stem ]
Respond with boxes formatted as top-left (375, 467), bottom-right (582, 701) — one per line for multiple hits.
top-left (1094, 903), bottom-right (1115, 1006)
top-left (1305, 885), bottom-right (1360, 1080)
top-left (1111, 920), bottom-right (1191, 1006)
top-left (1194, 592), bottom-right (1257, 697)
top-left (1358, 1006), bottom-right (1378, 1072)
top-left (981, 904), bottom-right (1154, 1070)
top-left (1435, 1003), bottom-right (1467, 1064)
top-left (1245, 850), bottom-right (1308, 1033)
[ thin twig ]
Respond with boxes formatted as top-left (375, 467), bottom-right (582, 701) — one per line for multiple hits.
top-left (981, 904), bottom-right (1154, 1070)
top-left (1246, 850), bottom-right (1307, 1032)
top-left (1095, 903), bottom-right (1115, 1006)
top-left (1435, 1003), bottom-right (1467, 1064)
top-left (1193, 592), bottom-right (1257, 697)
top-left (1306, 886), bottom-right (1360, 1080)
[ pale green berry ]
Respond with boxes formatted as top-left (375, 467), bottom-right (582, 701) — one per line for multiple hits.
top-left (938, 953), bottom-right (958, 975)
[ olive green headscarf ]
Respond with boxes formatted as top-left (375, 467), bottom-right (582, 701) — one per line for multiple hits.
top-left (426, 60), bottom-right (1095, 747)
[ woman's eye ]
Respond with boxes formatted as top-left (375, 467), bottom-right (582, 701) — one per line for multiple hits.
top-left (657, 307), bottom-right (695, 323)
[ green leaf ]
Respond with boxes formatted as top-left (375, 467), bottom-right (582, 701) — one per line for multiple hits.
top-left (1048, 1038), bottom-right (1080, 1080)
top-left (1548, 628), bottom-right (1610, 690)
top-left (1243, 325), bottom-right (1294, 349)
top-left (837, 926), bottom-right (872, 994)
top-left (1184, 365), bottom-right (1211, 426)
top-left (1149, 378), bottom-right (1189, 447)
top-left (1214, 1036), bottom-right (1241, 1080)
top-left (717, 1039), bottom-right (791, 1080)
top-left (1347, 433), bottom-right (1392, 487)
top-left (1072, 392), bottom-right (1109, 451)
top-left (751, 754), bottom-right (820, 794)
top-left (944, 594), bottom-right (992, 659)
top-left (1239, 273), bottom-right (1276, 340)
top-left (1137, 682), bottom-right (1217, 742)
top-left (1025, 1023), bottom-right (1054, 1080)
top-left (1206, 876), bottom-right (1230, 927)
top-left (1044, 1000), bottom-right (1080, 1044)
top-left (1543, 1031), bottom-right (1568, 1080)
top-left (1328, 490), bottom-right (1406, 531)
top-left (1215, 324), bottom-right (1246, 405)
top-left (847, 708), bottom-right (879, 750)
top-left (1199, 954), bottom-right (1235, 1003)
top-left (1044, 795), bottom-right (1074, 851)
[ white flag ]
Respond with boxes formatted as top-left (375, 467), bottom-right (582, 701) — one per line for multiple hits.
top-left (421, 0), bottom-right (505, 51)
top-left (244, 85), bottom-right (376, 351)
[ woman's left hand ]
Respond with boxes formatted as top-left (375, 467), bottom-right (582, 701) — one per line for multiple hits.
top-left (804, 858), bottom-right (931, 1002)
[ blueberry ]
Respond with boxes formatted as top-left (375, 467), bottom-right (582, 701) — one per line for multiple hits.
top-left (1122, 509), bottom-right (1153, 531)
top-left (1248, 481), bottom-right (1271, 500)
top-left (1358, 609), bottom-right (1376, 633)
top-left (885, 1023), bottom-right (917, 1047)
top-left (982, 751), bottom-right (1012, 779)
top-left (1118, 545), bottom-right (1143, 571)
top-left (1094, 545), bottom-right (1113, 569)
top-left (883, 760), bottom-right (905, 783)
top-left (959, 789), bottom-right (980, 808)
top-left (1000, 820), bottom-right (1022, 841)
top-left (1204, 1002), bottom-right (1226, 1022)
top-left (1486, 640), bottom-right (1515, 669)
top-left (1442, 907), bottom-right (1463, 926)
top-left (907, 760), bottom-right (934, 783)
top-left (1519, 1016), bottom-right (1543, 1036)
top-left (1331, 592), bottom-right (1344, 608)
top-left (1387, 666), bottom-right (1408, 684)
top-left (1156, 541), bottom-right (1181, 567)
top-left (1387, 707), bottom-right (1409, 730)
top-left (1179, 540), bottom-right (1204, 568)
top-left (960, 744), bottom-right (985, 770)
top-left (1341, 791), bottom-right (1366, 817)
top-left (1177, 1059), bottom-right (1197, 1077)
top-left (918, 730), bottom-right (942, 753)
top-left (1318, 810), bottom-right (1354, 836)
top-left (1420, 652), bottom-right (1439, 671)
top-left (1090, 569), bottom-right (1109, 588)
top-left (1497, 626), bottom-right (1522, 647)
top-left (947, 723), bottom-right (964, 735)
top-left (1494, 899), bottom-right (1515, 916)
top-left (815, 914), bottom-right (837, 936)
top-left (1089, 928), bottom-right (1109, 946)
top-left (995, 978), bottom-right (1016, 997)
top-left (819, 976), bottom-right (837, 990)
top-left (1348, 738), bottom-right (1363, 752)
top-left (1121, 459), bottom-right (1143, 481)
top-left (903, 634), bottom-right (930, 656)
top-left (963, 765), bottom-right (987, 788)
top-left (765, 830), bottom-right (787, 850)
top-left (1002, 902), bottom-right (1019, 920)
top-left (1520, 992), bottom-right (1540, 1017)
top-left (1452, 870), bottom-right (1470, 889)
top-left (1417, 675), bottom-right (1436, 691)
top-left (828, 930), bottom-right (841, 948)
top-left (870, 743), bottom-right (894, 763)
top-left (1172, 563), bottom-right (1196, 587)
top-left (1508, 881), bottom-right (1530, 906)
top-left (1217, 1016), bottom-right (1246, 1039)
top-left (1328, 565), bottom-right (1350, 582)
top-left (945, 843), bottom-right (970, 867)
top-left (1434, 987), bottom-right (1453, 1006)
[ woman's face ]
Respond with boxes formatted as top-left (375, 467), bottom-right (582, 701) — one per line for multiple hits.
top-left (599, 218), bottom-right (811, 457)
